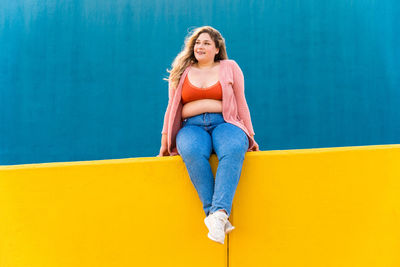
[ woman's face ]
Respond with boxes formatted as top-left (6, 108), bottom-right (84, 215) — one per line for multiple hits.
top-left (193, 32), bottom-right (219, 64)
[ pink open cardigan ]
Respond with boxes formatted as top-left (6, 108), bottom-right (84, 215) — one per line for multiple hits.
top-left (161, 59), bottom-right (258, 156)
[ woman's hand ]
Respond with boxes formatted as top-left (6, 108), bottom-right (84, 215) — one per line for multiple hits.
top-left (252, 142), bottom-right (260, 151)
top-left (250, 135), bottom-right (260, 151)
top-left (157, 134), bottom-right (170, 157)
top-left (157, 145), bottom-right (170, 157)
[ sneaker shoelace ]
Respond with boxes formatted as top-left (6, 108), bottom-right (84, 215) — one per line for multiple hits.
top-left (212, 215), bottom-right (227, 232)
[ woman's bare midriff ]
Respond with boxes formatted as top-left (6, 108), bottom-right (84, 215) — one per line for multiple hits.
top-left (181, 99), bottom-right (223, 119)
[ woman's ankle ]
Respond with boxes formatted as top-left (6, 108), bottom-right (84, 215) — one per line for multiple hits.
top-left (217, 209), bottom-right (228, 215)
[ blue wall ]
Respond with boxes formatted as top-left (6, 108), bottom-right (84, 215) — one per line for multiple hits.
top-left (1, 0), bottom-right (399, 165)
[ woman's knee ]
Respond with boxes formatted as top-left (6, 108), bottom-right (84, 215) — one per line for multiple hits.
top-left (222, 142), bottom-right (248, 158)
top-left (212, 123), bottom-right (249, 156)
top-left (176, 126), bottom-right (212, 159)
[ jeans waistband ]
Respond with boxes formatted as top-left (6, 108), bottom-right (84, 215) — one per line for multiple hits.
top-left (182, 112), bottom-right (224, 126)
top-left (183, 112), bottom-right (222, 121)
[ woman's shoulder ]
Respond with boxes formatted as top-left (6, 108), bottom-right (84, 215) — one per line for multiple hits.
top-left (220, 59), bottom-right (243, 77)
top-left (220, 59), bottom-right (237, 64)
top-left (220, 59), bottom-right (241, 69)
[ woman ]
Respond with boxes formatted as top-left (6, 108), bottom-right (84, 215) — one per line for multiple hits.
top-left (158, 26), bottom-right (259, 244)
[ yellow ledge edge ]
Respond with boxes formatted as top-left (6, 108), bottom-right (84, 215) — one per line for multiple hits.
top-left (2, 144), bottom-right (400, 170)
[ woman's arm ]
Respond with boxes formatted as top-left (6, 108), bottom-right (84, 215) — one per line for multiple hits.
top-left (159, 81), bottom-right (176, 156)
top-left (231, 60), bottom-right (255, 136)
top-left (161, 81), bottom-right (175, 135)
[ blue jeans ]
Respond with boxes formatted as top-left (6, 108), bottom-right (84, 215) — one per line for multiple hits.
top-left (176, 112), bottom-right (249, 217)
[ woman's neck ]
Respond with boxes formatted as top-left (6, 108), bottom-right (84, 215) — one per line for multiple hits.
top-left (195, 61), bottom-right (217, 69)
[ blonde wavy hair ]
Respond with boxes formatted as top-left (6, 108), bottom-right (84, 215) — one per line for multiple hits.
top-left (164, 26), bottom-right (228, 90)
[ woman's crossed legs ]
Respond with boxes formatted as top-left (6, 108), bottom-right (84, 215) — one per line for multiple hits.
top-left (176, 121), bottom-right (249, 217)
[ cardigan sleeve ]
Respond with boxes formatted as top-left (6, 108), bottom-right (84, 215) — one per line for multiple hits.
top-left (161, 81), bottom-right (175, 134)
top-left (231, 60), bottom-right (255, 136)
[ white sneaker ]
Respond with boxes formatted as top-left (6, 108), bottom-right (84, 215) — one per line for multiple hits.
top-left (204, 210), bottom-right (228, 244)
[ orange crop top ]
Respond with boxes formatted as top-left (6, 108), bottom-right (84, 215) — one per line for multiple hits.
top-left (181, 75), bottom-right (223, 104)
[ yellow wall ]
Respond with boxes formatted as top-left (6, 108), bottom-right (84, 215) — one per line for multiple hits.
top-left (1, 145), bottom-right (399, 267)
